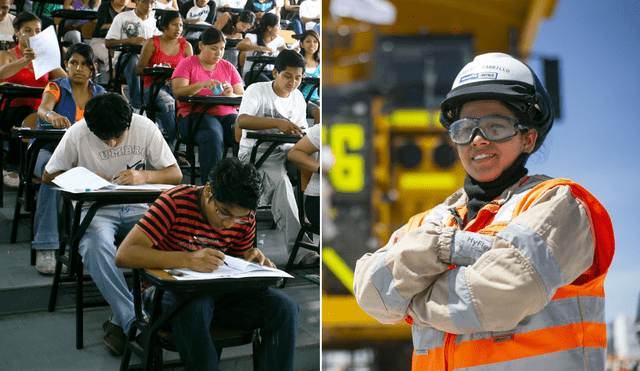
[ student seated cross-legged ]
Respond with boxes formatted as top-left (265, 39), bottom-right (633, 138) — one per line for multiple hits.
top-left (115, 157), bottom-right (299, 371)
top-left (32, 43), bottom-right (106, 274)
top-left (42, 93), bottom-right (182, 356)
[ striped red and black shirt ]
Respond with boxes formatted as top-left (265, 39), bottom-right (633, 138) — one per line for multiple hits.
top-left (136, 185), bottom-right (255, 256)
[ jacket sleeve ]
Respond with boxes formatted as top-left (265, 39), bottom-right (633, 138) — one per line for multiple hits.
top-left (354, 221), bottom-right (455, 324)
top-left (408, 185), bottom-right (595, 334)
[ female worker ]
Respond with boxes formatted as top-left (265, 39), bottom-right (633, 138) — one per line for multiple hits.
top-left (171, 27), bottom-right (243, 185)
top-left (32, 43), bottom-right (105, 274)
top-left (354, 52), bottom-right (614, 370)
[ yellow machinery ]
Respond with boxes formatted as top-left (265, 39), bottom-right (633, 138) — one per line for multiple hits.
top-left (321, 0), bottom-right (560, 366)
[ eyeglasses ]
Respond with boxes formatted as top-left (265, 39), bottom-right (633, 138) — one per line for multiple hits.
top-left (214, 200), bottom-right (251, 224)
top-left (449, 116), bottom-right (528, 145)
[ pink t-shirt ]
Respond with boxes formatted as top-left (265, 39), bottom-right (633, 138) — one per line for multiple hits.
top-left (172, 55), bottom-right (242, 117)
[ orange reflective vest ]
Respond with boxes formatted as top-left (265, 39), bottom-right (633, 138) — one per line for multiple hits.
top-left (407, 178), bottom-right (614, 371)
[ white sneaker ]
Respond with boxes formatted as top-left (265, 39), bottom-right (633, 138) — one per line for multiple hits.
top-left (3, 170), bottom-right (18, 188)
top-left (35, 250), bottom-right (67, 275)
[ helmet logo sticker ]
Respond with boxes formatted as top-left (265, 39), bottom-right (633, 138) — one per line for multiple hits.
top-left (460, 71), bottom-right (498, 83)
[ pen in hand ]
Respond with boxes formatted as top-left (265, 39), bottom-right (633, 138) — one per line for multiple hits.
top-left (22, 34), bottom-right (29, 48)
top-left (193, 235), bottom-right (228, 266)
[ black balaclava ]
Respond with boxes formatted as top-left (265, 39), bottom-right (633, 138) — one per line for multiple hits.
top-left (463, 152), bottom-right (529, 223)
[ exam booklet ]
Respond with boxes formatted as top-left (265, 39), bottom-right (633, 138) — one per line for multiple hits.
top-left (52, 166), bottom-right (176, 193)
top-left (168, 256), bottom-right (294, 280)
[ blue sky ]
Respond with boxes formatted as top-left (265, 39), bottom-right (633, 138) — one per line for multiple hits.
top-left (526, 1), bottom-right (640, 323)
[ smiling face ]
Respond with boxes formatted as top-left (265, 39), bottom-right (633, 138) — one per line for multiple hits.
top-left (198, 40), bottom-right (224, 66)
top-left (456, 100), bottom-right (537, 182)
top-left (301, 34), bottom-right (319, 56)
top-left (66, 53), bottom-right (93, 84)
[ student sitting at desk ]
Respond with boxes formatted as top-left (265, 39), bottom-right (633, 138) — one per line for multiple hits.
top-left (90, 0), bottom-right (129, 66)
top-left (0, 11), bottom-right (67, 187)
top-left (237, 49), bottom-right (317, 265)
top-left (213, 9), bottom-right (255, 67)
top-left (115, 157), bottom-right (299, 371)
top-left (42, 93), bottom-right (182, 355)
top-left (136, 10), bottom-right (192, 151)
top-left (180, 0), bottom-right (216, 41)
top-left (171, 27), bottom-right (243, 185)
top-left (105, 0), bottom-right (160, 112)
top-left (32, 43), bottom-right (106, 274)
top-left (236, 12), bottom-right (285, 84)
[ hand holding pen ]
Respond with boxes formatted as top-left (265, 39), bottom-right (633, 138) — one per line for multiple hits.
top-left (22, 33), bottom-right (36, 62)
top-left (193, 235), bottom-right (228, 267)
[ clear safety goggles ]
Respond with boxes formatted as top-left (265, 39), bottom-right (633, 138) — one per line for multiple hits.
top-left (449, 116), bottom-right (528, 145)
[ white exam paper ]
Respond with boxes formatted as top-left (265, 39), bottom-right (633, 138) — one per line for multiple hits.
top-left (30, 26), bottom-right (61, 79)
top-left (52, 166), bottom-right (176, 193)
top-left (170, 256), bottom-right (293, 280)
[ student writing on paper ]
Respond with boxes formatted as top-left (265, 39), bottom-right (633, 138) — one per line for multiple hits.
top-left (42, 93), bottom-right (182, 356)
top-left (115, 157), bottom-right (299, 371)
top-left (0, 12), bottom-right (66, 188)
top-left (31, 43), bottom-right (106, 274)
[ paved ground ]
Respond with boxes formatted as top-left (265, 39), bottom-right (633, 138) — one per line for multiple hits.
top-left (0, 183), bottom-right (320, 370)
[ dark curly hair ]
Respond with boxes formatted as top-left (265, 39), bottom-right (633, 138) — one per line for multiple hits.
top-left (208, 157), bottom-right (262, 210)
top-left (84, 93), bottom-right (132, 140)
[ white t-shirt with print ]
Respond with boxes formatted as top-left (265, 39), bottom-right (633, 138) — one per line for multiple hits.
top-left (299, 0), bottom-right (319, 30)
top-left (238, 81), bottom-right (308, 158)
top-left (304, 123), bottom-right (320, 197)
top-left (106, 10), bottom-right (160, 58)
top-left (243, 33), bottom-right (285, 79)
top-left (46, 114), bottom-right (176, 179)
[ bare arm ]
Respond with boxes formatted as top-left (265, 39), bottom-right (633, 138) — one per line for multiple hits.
top-left (0, 50), bottom-right (31, 79)
top-left (37, 91), bottom-right (72, 128)
top-left (237, 113), bottom-right (304, 136)
top-left (171, 76), bottom-right (220, 97)
top-left (115, 225), bottom-right (227, 271)
top-left (135, 37), bottom-right (156, 75)
top-left (112, 163), bottom-right (182, 185)
top-left (105, 36), bottom-right (146, 48)
top-left (287, 135), bottom-right (319, 173)
top-left (212, 12), bottom-right (230, 31)
top-left (236, 37), bottom-right (273, 53)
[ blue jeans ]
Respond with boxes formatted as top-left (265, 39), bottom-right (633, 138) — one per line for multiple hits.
top-left (32, 147), bottom-right (59, 251)
top-left (290, 20), bottom-right (303, 34)
top-left (177, 114), bottom-right (236, 185)
top-left (143, 85), bottom-right (176, 144)
top-left (159, 288), bottom-right (299, 371)
top-left (118, 53), bottom-right (141, 109)
top-left (78, 204), bottom-right (149, 334)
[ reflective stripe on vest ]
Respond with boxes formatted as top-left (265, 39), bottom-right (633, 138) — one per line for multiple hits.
top-left (407, 177), bottom-right (613, 371)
